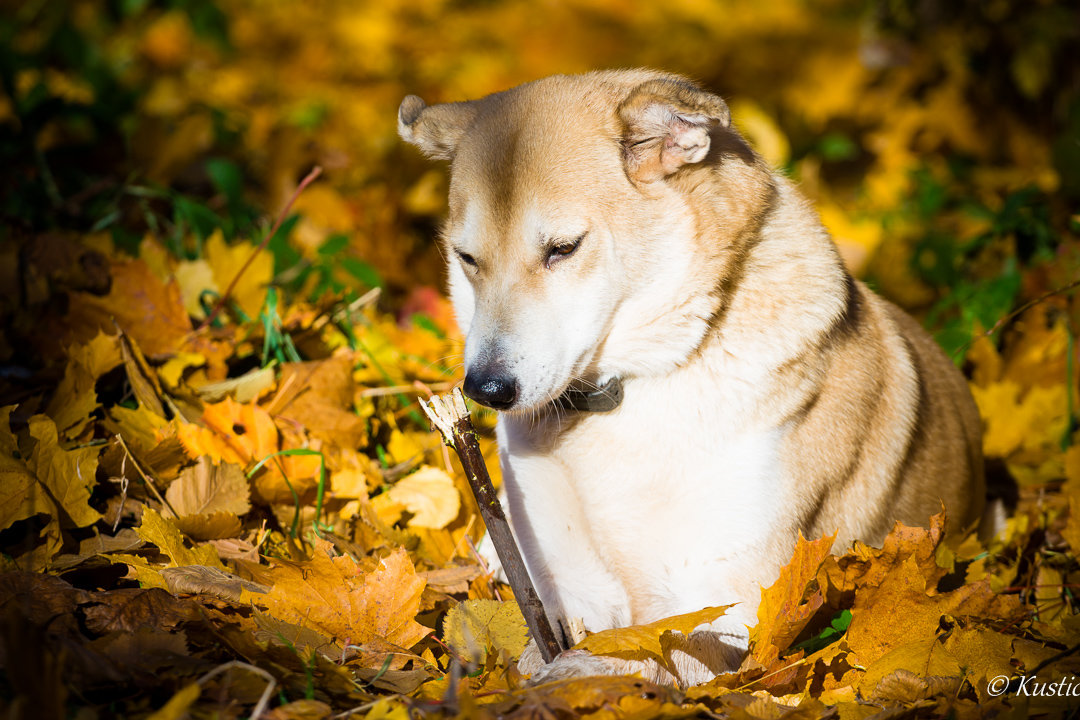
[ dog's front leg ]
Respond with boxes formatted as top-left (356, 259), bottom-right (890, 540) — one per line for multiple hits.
top-left (498, 446), bottom-right (635, 633)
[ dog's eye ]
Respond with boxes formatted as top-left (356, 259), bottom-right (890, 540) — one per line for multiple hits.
top-left (456, 250), bottom-right (478, 269)
top-left (545, 234), bottom-right (584, 268)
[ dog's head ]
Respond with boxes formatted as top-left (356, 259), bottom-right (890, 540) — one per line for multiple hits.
top-left (399, 70), bottom-right (770, 412)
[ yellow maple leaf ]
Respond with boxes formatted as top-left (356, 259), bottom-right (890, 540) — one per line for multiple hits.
top-left (173, 258), bottom-right (218, 319)
top-left (0, 411), bottom-right (103, 567)
top-left (442, 599), bottom-right (529, 663)
top-left (44, 332), bottom-right (122, 438)
top-left (845, 554), bottom-right (1022, 668)
top-left (574, 605), bottom-right (730, 663)
top-left (164, 457), bottom-right (251, 540)
top-left (204, 230), bottom-right (273, 320)
top-left (0, 408), bottom-right (50, 547)
top-left (378, 466), bottom-right (460, 530)
top-left (971, 380), bottom-right (1068, 458)
top-left (135, 507), bottom-right (224, 570)
top-left (28, 414), bottom-right (101, 530)
top-left (72, 259), bottom-right (192, 357)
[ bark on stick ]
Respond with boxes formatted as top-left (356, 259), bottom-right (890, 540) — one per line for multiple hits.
top-left (420, 388), bottom-right (566, 663)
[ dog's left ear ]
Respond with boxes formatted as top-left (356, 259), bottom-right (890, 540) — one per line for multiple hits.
top-left (618, 78), bottom-right (731, 184)
top-left (398, 95), bottom-right (478, 161)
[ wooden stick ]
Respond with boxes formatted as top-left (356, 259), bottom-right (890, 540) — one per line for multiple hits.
top-left (420, 388), bottom-right (566, 663)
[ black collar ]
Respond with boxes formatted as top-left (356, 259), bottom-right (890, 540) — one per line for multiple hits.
top-left (553, 377), bottom-right (624, 413)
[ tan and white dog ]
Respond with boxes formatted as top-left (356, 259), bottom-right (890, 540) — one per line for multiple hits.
top-left (398, 69), bottom-right (985, 686)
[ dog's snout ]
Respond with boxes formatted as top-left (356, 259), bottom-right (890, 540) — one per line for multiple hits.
top-left (463, 366), bottom-right (519, 410)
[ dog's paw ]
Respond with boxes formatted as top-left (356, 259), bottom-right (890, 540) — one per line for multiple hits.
top-left (524, 649), bottom-right (635, 686)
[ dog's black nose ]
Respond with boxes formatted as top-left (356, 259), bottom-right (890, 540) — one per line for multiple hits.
top-left (463, 369), bottom-right (518, 410)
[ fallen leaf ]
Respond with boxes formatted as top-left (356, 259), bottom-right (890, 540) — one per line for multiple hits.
top-left (160, 564), bottom-right (269, 602)
top-left (264, 699), bottom-right (333, 720)
top-left (443, 599), bottom-right (529, 663)
top-left (845, 554), bottom-right (1023, 668)
top-left (92, 627), bottom-right (191, 672)
top-left (273, 355), bottom-right (367, 448)
top-left (28, 414), bottom-right (102, 529)
top-left (380, 465), bottom-right (460, 529)
top-left (0, 572), bottom-right (91, 624)
top-left (174, 258), bottom-right (218, 319)
top-left (157, 352), bottom-right (207, 389)
top-left (134, 507), bottom-right (224, 569)
top-left (175, 397), bottom-right (321, 504)
top-left (820, 514), bottom-right (949, 603)
top-left (868, 667), bottom-right (961, 704)
top-left (940, 626), bottom-right (1015, 701)
top-left (749, 532), bottom-right (835, 666)
top-left (857, 636), bottom-right (962, 697)
top-left (252, 608), bottom-right (341, 658)
top-left (574, 605), bottom-right (731, 665)
top-left (44, 332), bottom-right (122, 438)
top-left (205, 230), bottom-right (273, 320)
top-left (71, 259), bottom-right (192, 357)
top-left (83, 587), bottom-right (202, 633)
top-left (120, 330), bottom-right (166, 417)
top-left (0, 407), bottom-right (47, 542)
top-left (103, 404), bottom-right (170, 454)
top-left (971, 381), bottom-right (1069, 459)
top-left (260, 540), bottom-right (429, 649)
top-left (145, 682), bottom-right (201, 720)
top-left (165, 456), bottom-right (250, 539)
top-left (194, 364), bottom-right (275, 403)
top-left (420, 565), bottom-right (482, 595)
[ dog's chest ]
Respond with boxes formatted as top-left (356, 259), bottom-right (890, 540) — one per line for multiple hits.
top-left (505, 364), bottom-right (789, 620)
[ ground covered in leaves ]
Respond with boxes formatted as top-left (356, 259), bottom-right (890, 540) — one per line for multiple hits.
top-left (2, 0), bottom-right (1080, 718)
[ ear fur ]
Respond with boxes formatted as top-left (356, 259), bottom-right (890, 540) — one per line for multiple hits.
top-left (398, 95), bottom-right (478, 161)
top-left (618, 78), bottom-right (731, 184)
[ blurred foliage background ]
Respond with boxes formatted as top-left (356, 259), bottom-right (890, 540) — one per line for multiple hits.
top-left (1, 0), bottom-right (1079, 510)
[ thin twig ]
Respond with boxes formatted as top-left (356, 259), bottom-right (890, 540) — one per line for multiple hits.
top-left (420, 389), bottom-right (566, 663)
top-left (733, 655), bottom-right (810, 692)
top-left (361, 381), bottom-right (455, 398)
top-left (196, 660), bottom-right (277, 720)
top-left (464, 531), bottom-right (503, 602)
top-left (115, 433), bottom-right (179, 518)
top-left (983, 278), bottom-right (1080, 340)
top-left (955, 277), bottom-right (1080, 360)
top-left (197, 165), bottom-right (323, 331)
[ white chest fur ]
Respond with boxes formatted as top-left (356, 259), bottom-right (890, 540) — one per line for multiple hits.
top-left (497, 353), bottom-right (795, 634)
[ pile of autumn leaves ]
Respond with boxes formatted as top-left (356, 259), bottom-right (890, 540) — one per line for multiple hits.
top-left (1, 237), bottom-right (1080, 719)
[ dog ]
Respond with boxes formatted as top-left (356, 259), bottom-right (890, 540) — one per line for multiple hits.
top-left (398, 69), bottom-right (985, 686)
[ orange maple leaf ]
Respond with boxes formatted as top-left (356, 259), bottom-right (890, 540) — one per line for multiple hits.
top-left (259, 540), bottom-right (430, 650)
top-left (748, 532), bottom-right (835, 668)
top-left (174, 396), bottom-right (321, 503)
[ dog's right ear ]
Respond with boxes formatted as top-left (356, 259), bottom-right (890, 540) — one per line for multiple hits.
top-left (618, 78), bottom-right (731, 184)
top-left (398, 95), bottom-right (478, 161)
